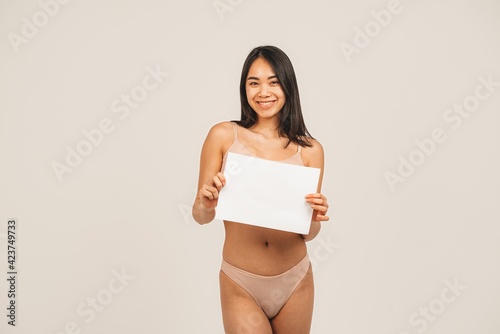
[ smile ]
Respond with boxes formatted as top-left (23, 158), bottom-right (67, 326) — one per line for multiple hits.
top-left (256, 100), bottom-right (276, 107)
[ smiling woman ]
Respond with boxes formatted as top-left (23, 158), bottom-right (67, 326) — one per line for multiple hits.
top-left (237, 46), bottom-right (314, 150)
top-left (245, 60), bottom-right (286, 118)
top-left (192, 45), bottom-right (330, 334)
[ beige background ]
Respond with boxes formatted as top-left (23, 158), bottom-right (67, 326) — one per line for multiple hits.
top-left (1, 0), bottom-right (499, 333)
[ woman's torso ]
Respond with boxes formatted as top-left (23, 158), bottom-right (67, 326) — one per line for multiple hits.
top-left (220, 122), bottom-right (308, 275)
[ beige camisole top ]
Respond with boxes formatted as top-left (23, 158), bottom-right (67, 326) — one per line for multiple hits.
top-left (221, 122), bottom-right (304, 172)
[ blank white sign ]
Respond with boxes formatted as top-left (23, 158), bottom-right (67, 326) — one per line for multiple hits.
top-left (215, 152), bottom-right (321, 234)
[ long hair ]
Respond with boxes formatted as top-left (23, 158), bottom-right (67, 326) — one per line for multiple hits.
top-left (234, 45), bottom-right (313, 147)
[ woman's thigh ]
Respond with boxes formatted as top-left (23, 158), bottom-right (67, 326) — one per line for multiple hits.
top-left (219, 271), bottom-right (273, 334)
top-left (270, 265), bottom-right (314, 334)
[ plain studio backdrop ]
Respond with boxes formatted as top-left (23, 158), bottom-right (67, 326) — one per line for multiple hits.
top-left (1, 0), bottom-right (499, 333)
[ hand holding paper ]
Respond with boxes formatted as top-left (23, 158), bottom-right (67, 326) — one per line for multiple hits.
top-left (215, 152), bottom-right (321, 234)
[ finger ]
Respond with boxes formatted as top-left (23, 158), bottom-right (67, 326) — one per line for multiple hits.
top-left (212, 175), bottom-right (223, 190)
top-left (306, 197), bottom-right (329, 206)
top-left (305, 193), bottom-right (328, 202)
top-left (316, 214), bottom-right (330, 221)
top-left (200, 188), bottom-right (214, 200)
top-left (313, 213), bottom-right (330, 221)
top-left (310, 204), bottom-right (328, 213)
top-left (216, 172), bottom-right (226, 186)
top-left (201, 185), bottom-right (219, 200)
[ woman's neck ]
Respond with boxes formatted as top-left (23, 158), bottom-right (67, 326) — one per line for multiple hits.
top-left (250, 117), bottom-right (281, 139)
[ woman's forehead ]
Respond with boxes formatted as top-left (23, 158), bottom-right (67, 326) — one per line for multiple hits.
top-left (247, 58), bottom-right (276, 78)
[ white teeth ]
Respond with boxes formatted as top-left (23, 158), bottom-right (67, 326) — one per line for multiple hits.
top-left (258, 101), bottom-right (274, 106)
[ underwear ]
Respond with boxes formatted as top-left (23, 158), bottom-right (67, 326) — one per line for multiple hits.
top-left (220, 254), bottom-right (310, 319)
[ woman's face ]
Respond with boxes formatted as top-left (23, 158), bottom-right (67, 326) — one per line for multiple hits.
top-left (245, 57), bottom-right (286, 121)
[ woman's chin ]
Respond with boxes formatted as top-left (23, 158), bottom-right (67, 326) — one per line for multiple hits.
top-left (254, 109), bottom-right (281, 120)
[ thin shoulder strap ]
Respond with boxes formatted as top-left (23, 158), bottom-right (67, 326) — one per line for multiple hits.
top-left (232, 122), bottom-right (238, 140)
top-left (297, 145), bottom-right (302, 153)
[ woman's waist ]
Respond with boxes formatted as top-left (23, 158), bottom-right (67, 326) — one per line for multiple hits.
top-left (222, 220), bottom-right (307, 275)
top-left (223, 219), bottom-right (305, 246)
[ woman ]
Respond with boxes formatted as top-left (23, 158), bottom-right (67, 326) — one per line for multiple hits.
top-left (192, 45), bottom-right (329, 334)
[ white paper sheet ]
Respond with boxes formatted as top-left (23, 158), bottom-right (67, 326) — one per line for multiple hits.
top-left (215, 152), bottom-right (321, 234)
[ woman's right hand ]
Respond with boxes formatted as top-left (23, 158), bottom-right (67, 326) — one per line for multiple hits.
top-left (196, 172), bottom-right (226, 211)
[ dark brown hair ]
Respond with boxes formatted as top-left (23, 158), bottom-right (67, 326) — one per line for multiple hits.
top-left (234, 45), bottom-right (313, 147)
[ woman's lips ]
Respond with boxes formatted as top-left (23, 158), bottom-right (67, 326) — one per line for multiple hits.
top-left (256, 100), bottom-right (276, 109)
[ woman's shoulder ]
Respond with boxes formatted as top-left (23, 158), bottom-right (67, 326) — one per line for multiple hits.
top-left (207, 121), bottom-right (235, 138)
top-left (300, 137), bottom-right (324, 166)
top-left (301, 137), bottom-right (324, 153)
top-left (204, 121), bottom-right (236, 150)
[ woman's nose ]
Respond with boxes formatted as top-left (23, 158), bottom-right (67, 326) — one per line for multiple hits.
top-left (258, 84), bottom-right (270, 96)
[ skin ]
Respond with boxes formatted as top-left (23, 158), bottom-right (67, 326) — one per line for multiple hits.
top-left (192, 57), bottom-right (329, 333)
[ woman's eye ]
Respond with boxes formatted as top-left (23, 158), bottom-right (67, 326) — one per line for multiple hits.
top-left (271, 81), bottom-right (280, 85)
top-left (249, 82), bottom-right (258, 86)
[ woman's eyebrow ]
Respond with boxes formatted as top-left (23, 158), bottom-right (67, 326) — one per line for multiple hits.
top-left (247, 75), bottom-right (278, 81)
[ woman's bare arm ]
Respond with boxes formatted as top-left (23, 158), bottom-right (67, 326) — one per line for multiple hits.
top-left (192, 122), bottom-right (232, 224)
top-left (301, 139), bottom-right (329, 241)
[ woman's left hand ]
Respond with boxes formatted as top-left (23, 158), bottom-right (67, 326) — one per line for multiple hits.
top-left (305, 193), bottom-right (330, 222)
